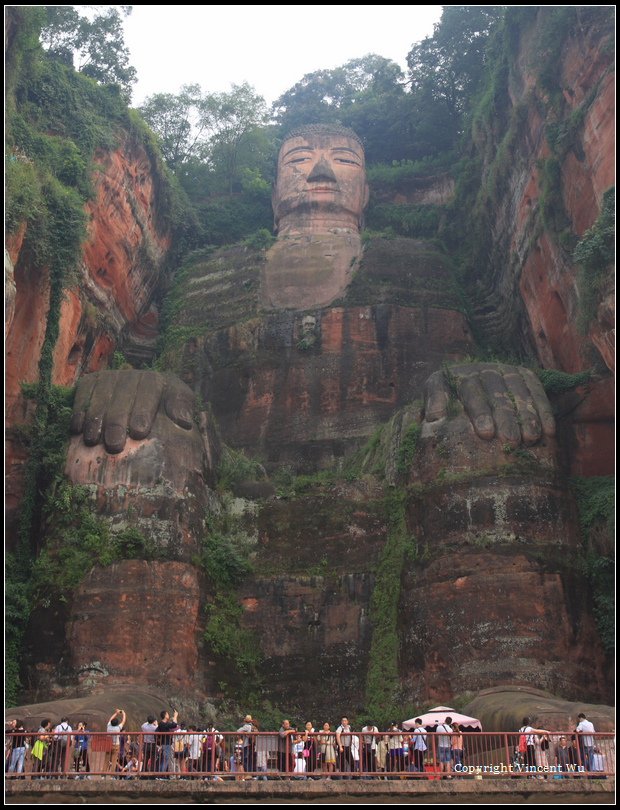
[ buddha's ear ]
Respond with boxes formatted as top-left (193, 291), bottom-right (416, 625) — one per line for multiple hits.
top-left (363, 181), bottom-right (370, 210)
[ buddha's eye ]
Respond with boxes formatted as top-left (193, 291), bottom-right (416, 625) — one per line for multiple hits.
top-left (287, 156), bottom-right (311, 165)
top-left (334, 158), bottom-right (359, 166)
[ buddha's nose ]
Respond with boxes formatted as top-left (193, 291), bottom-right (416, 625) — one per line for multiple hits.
top-left (307, 157), bottom-right (337, 184)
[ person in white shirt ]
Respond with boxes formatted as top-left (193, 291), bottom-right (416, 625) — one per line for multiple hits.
top-left (518, 716), bottom-right (550, 773)
top-left (575, 712), bottom-right (596, 771)
top-left (351, 734), bottom-right (360, 774)
top-left (361, 723), bottom-right (379, 774)
top-left (387, 722), bottom-right (404, 774)
top-left (293, 734), bottom-right (307, 776)
top-left (411, 719), bottom-right (427, 773)
top-left (435, 717), bottom-right (453, 776)
top-left (106, 708), bottom-right (126, 775)
top-left (52, 717), bottom-right (72, 774)
top-left (141, 715), bottom-right (158, 776)
top-left (336, 717), bottom-right (353, 776)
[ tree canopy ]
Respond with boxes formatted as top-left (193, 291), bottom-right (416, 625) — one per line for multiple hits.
top-left (40, 5), bottom-right (136, 99)
top-left (139, 82), bottom-right (269, 192)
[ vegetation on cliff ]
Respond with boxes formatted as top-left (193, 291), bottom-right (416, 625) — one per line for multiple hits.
top-left (571, 476), bottom-right (614, 653)
top-left (5, 6), bottom-right (189, 704)
top-left (5, 5), bottom-right (614, 713)
top-left (364, 492), bottom-right (417, 727)
top-left (573, 188), bottom-right (615, 333)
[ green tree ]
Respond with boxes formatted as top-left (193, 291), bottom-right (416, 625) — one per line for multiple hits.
top-left (273, 54), bottom-right (412, 163)
top-left (204, 83), bottom-right (269, 193)
top-left (40, 6), bottom-right (136, 98)
top-left (141, 82), bottom-right (270, 194)
top-left (407, 6), bottom-right (504, 129)
top-left (139, 83), bottom-right (212, 169)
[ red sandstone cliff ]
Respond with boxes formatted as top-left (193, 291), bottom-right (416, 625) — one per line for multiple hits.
top-left (5, 132), bottom-right (173, 541)
top-left (471, 8), bottom-right (614, 475)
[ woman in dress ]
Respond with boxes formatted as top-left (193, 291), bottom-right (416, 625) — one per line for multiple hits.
top-left (318, 723), bottom-right (336, 776)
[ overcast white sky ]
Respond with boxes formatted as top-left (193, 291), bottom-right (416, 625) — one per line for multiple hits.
top-left (124, 5), bottom-right (443, 107)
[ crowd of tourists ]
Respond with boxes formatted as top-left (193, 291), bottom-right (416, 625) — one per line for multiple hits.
top-left (6, 709), bottom-right (608, 779)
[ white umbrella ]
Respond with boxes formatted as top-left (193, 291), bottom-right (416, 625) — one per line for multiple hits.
top-left (402, 706), bottom-right (482, 731)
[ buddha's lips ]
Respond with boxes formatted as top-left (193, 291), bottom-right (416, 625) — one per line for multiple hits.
top-left (305, 186), bottom-right (339, 193)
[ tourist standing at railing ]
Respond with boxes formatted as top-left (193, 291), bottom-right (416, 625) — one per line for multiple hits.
top-left (518, 717), bottom-right (550, 773)
top-left (106, 709), bottom-right (126, 775)
top-left (575, 712), bottom-right (596, 771)
top-left (303, 722), bottom-right (317, 774)
top-left (351, 733), bottom-right (361, 774)
top-left (32, 719), bottom-right (52, 776)
top-left (376, 734), bottom-right (389, 775)
top-left (535, 732), bottom-right (550, 776)
top-left (156, 708), bottom-right (178, 773)
top-left (255, 728), bottom-right (271, 780)
top-left (591, 746), bottom-right (607, 777)
top-left (410, 719), bottom-right (427, 773)
top-left (230, 736), bottom-right (246, 779)
top-left (402, 733), bottom-right (412, 772)
top-left (237, 714), bottom-right (256, 774)
top-left (201, 724), bottom-right (223, 775)
top-left (7, 720), bottom-right (27, 776)
top-left (141, 714), bottom-right (158, 776)
top-left (555, 735), bottom-right (576, 773)
top-left (336, 716), bottom-right (354, 777)
top-left (186, 726), bottom-right (201, 773)
top-left (172, 723), bottom-right (189, 773)
top-left (278, 719), bottom-right (296, 774)
top-left (451, 722), bottom-right (464, 769)
top-left (435, 717), bottom-right (453, 777)
top-left (318, 722), bottom-right (336, 776)
top-left (73, 721), bottom-right (90, 776)
top-left (52, 716), bottom-right (72, 775)
top-left (5, 719), bottom-right (17, 772)
top-left (387, 722), bottom-right (404, 774)
top-left (361, 722), bottom-right (379, 775)
top-left (293, 733), bottom-right (307, 776)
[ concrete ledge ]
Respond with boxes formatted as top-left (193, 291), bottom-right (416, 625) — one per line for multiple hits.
top-left (5, 777), bottom-right (615, 803)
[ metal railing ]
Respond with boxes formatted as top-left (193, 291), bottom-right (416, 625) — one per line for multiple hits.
top-left (5, 731), bottom-right (615, 779)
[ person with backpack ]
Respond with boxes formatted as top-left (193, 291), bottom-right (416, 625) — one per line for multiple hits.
top-left (518, 717), bottom-right (550, 774)
top-left (435, 717), bottom-right (453, 778)
top-left (52, 717), bottom-right (72, 775)
top-left (201, 724), bottom-right (223, 776)
top-left (410, 719), bottom-right (427, 774)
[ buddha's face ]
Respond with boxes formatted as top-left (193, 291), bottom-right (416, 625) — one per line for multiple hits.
top-left (273, 129), bottom-right (369, 234)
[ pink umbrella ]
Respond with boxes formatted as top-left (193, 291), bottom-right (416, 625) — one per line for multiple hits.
top-left (402, 706), bottom-right (482, 731)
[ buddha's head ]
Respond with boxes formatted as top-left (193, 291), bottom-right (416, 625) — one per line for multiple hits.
top-left (273, 123), bottom-right (369, 235)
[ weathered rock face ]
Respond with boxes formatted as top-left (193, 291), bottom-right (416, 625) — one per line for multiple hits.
top-left (372, 172), bottom-right (455, 206)
top-left (464, 685), bottom-right (615, 733)
top-left (470, 8), bottom-right (614, 476)
top-left (65, 370), bottom-right (219, 561)
top-left (233, 483), bottom-right (386, 716)
top-left (67, 561), bottom-right (204, 693)
top-left (6, 133), bottom-right (171, 403)
top-left (395, 386), bottom-right (612, 706)
top-left (261, 231), bottom-right (362, 311)
top-left (5, 133), bottom-right (175, 546)
top-left (401, 478), bottom-right (607, 703)
top-left (167, 238), bottom-right (474, 469)
top-left (7, 10), bottom-right (614, 720)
